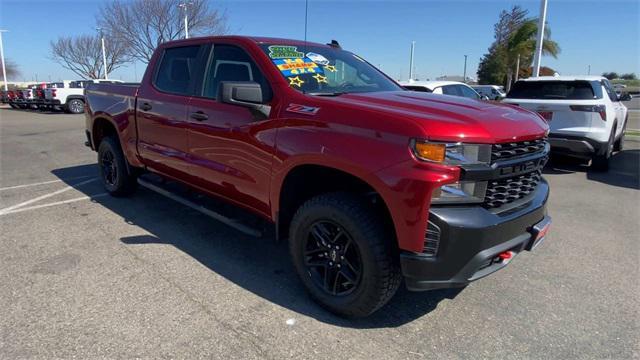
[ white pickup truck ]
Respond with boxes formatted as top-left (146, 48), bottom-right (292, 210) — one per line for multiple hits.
top-left (44, 79), bottom-right (122, 113)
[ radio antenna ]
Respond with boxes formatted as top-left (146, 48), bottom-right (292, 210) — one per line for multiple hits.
top-left (304, 0), bottom-right (309, 44)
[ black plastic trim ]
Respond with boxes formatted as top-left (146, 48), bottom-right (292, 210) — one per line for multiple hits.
top-left (401, 179), bottom-right (549, 291)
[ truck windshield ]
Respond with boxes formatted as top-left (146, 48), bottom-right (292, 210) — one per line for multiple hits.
top-left (259, 43), bottom-right (401, 95)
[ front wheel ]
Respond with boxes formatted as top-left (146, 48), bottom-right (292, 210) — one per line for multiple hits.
top-left (289, 192), bottom-right (401, 317)
top-left (98, 136), bottom-right (137, 196)
top-left (65, 99), bottom-right (85, 114)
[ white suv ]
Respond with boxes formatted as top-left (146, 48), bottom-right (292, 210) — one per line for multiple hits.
top-left (502, 76), bottom-right (629, 171)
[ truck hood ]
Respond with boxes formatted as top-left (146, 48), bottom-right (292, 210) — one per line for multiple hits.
top-left (328, 91), bottom-right (549, 143)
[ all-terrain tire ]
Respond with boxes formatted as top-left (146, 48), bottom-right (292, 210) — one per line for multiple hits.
top-left (289, 192), bottom-right (401, 317)
top-left (97, 136), bottom-right (137, 196)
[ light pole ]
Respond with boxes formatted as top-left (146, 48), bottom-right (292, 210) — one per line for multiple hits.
top-left (0, 30), bottom-right (8, 91)
top-left (97, 28), bottom-right (108, 79)
top-left (409, 41), bottom-right (415, 81)
top-left (532, 0), bottom-right (548, 77)
top-left (179, 2), bottom-right (193, 39)
top-left (463, 55), bottom-right (468, 83)
top-left (515, 53), bottom-right (521, 81)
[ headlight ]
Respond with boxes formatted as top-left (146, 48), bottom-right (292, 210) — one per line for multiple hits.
top-left (431, 181), bottom-right (487, 204)
top-left (411, 140), bottom-right (492, 165)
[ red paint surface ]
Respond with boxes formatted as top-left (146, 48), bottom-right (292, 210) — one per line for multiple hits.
top-left (85, 36), bottom-right (549, 252)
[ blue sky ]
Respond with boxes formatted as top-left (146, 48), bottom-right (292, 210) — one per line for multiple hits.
top-left (0, 0), bottom-right (638, 82)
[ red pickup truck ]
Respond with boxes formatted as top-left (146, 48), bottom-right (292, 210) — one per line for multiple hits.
top-left (85, 36), bottom-right (551, 317)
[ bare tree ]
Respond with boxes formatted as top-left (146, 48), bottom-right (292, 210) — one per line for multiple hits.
top-left (50, 34), bottom-right (131, 79)
top-left (98, 0), bottom-right (228, 63)
top-left (0, 58), bottom-right (20, 80)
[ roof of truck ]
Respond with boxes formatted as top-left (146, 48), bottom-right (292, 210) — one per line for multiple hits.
top-left (166, 35), bottom-right (332, 48)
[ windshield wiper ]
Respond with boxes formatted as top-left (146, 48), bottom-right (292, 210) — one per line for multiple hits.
top-left (306, 91), bottom-right (347, 97)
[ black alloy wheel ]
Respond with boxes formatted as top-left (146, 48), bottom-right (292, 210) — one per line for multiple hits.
top-left (304, 220), bottom-right (362, 296)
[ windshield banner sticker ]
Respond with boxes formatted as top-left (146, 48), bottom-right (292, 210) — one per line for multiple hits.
top-left (323, 64), bottom-right (337, 72)
top-left (268, 45), bottom-right (304, 59)
top-left (312, 73), bottom-right (328, 84)
top-left (288, 76), bottom-right (305, 87)
top-left (306, 52), bottom-right (330, 66)
top-left (274, 58), bottom-right (324, 76)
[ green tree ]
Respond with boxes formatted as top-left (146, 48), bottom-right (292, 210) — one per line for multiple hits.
top-left (602, 72), bottom-right (619, 80)
top-left (505, 19), bottom-right (560, 90)
top-left (477, 6), bottom-right (560, 89)
top-left (620, 73), bottom-right (636, 80)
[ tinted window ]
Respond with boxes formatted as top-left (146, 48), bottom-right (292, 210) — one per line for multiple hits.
top-left (155, 45), bottom-right (201, 95)
top-left (404, 86), bottom-right (432, 92)
top-left (507, 80), bottom-right (603, 100)
top-left (203, 44), bottom-right (272, 101)
top-left (602, 80), bottom-right (618, 102)
top-left (459, 85), bottom-right (480, 99)
top-left (258, 43), bottom-right (401, 95)
top-left (441, 85), bottom-right (460, 96)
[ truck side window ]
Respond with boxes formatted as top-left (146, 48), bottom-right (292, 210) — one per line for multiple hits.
top-left (203, 44), bottom-right (272, 101)
top-left (154, 45), bottom-right (201, 95)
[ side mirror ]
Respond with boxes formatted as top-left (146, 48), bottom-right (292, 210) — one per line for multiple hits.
top-left (218, 81), bottom-right (271, 117)
top-left (619, 93), bottom-right (632, 101)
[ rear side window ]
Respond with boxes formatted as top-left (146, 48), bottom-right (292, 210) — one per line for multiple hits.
top-left (459, 85), bottom-right (480, 99)
top-left (154, 45), bottom-right (201, 95)
top-left (441, 85), bottom-right (460, 96)
top-left (507, 81), bottom-right (603, 100)
top-left (202, 44), bottom-right (271, 101)
top-left (404, 86), bottom-right (432, 92)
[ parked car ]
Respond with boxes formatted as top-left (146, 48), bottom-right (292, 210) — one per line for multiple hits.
top-left (85, 36), bottom-right (551, 317)
top-left (44, 79), bottom-right (122, 114)
top-left (400, 80), bottom-right (486, 100)
top-left (502, 76), bottom-right (629, 171)
top-left (472, 85), bottom-right (506, 100)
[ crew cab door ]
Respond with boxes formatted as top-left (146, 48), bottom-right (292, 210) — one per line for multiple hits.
top-left (185, 43), bottom-right (276, 216)
top-left (136, 44), bottom-right (208, 178)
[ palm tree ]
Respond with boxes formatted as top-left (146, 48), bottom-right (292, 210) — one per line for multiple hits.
top-left (505, 19), bottom-right (560, 90)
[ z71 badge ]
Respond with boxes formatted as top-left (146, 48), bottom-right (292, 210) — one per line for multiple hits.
top-left (286, 104), bottom-right (320, 115)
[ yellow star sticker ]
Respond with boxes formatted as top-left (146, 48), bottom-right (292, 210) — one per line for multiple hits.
top-left (289, 76), bottom-right (304, 87)
top-left (313, 73), bottom-right (328, 84)
top-left (324, 65), bottom-right (337, 72)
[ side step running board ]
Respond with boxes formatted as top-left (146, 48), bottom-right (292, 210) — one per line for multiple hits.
top-left (137, 177), bottom-right (263, 238)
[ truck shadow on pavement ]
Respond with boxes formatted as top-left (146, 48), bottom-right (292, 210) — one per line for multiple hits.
top-left (52, 164), bottom-right (462, 328)
top-left (543, 149), bottom-right (640, 190)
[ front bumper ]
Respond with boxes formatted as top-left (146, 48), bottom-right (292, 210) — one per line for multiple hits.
top-left (401, 178), bottom-right (550, 291)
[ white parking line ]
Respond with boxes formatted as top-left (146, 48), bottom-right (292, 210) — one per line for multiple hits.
top-left (0, 193), bottom-right (109, 216)
top-left (0, 178), bottom-right (97, 215)
top-left (0, 175), bottom-right (94, 191)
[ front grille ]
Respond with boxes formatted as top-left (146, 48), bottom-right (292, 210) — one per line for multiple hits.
top-left (491, 138), bottom-right (546, 162)
top-left (484, 170), bottom-right (542, 208)
top-left (423, 220), bottom-right (441, 256)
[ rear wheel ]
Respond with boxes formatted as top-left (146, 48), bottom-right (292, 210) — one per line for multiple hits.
top-left (98, 136), bottom-right (137, 196)
top-left (289, 192), bottom-right (401, 317)
top-left (65, 99), bottom-right (85, 114)
top-left (614, 120), bottom-right (626, 152)
top-left (592, 128), bottom-right (615, 172)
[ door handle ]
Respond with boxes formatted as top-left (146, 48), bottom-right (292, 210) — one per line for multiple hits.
top-left (140, 102), bottom-right (152, 111)
top-left (190, 111), bottom-right (209, 121)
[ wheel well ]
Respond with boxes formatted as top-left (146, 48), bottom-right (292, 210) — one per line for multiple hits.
top-left (278, 165), bottom-right (396, 242)
top-left (92, 117), bottom-right (118, 149)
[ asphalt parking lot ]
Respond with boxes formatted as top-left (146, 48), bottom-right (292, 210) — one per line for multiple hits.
top-left (1, 107), bottom-right (638, 359)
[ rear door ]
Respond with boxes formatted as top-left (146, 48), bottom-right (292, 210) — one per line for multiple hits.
top-left (185, 43), bottom-right (275, 215)
top-left (136, 44), bottom-right (208, 178)
top-left (602, 79), bottom-right (626, 136)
